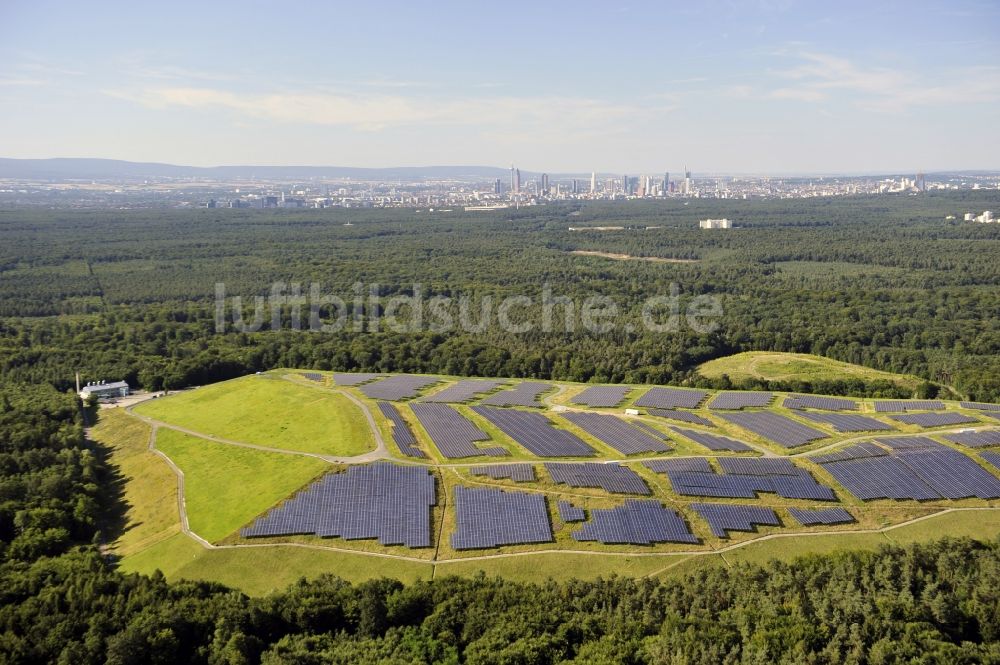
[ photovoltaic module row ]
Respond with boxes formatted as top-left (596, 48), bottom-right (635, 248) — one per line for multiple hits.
top-left (376, 402), bottom-right (425, 458)
top-left (469, 464), bottom-right (537, 482)
top-left (572, 500), bottom-right (698, 545)
top-left (888, 412), bottom-right (979, 427)
top-left (422, 379), bottom-right (506, 403)
top-left (783, 394), bottom-right (859, 411)
top-left (451, 486), bottom-right (553, 549)
top-left (647, 457), bottom-right (836, 501)
top-left (668, 426), bottom-right (753, 451)
top-left (557, 501), bottom-right (586, 522)
top-left (706, 391), bottom-right (774, 410)
top-left (569, 385), bottom-right (631, 408)
top-left (409, 403), bottom-right (507, 458)
top-left (302, 373), bottom-right (324, 382)
top-left (874, 400), bottom-right (945, 412)
top-left (796, 411), bottom-right (895, 433)
top-left (471, 406), bottom-right (596, 456)
top-left (719, 411), bottom-right (828, 448)
top-left (241, 462), bottom-right (436, 547)
top-left (332, 372), bottom-right (381, 386)
top-left (361, 375), bottom-right (439, 400)
top-left (789, 507), bottom-right (855, 526)
top-left (629, 420), bottom-right (671, 440)
top-left (647, 408), bottom-right (715, 427)
top-left (690, 503), bottom-right (780, 538)
top-left (545, 462), bottom-right (651, 494)
top-left (981, 451), bottom-right (1000, 473)
top-left (560, 411), bottom-right (671, 455)
top-left (943, 429), bottom-right (1000, 448)
top-left (480, 382), bottom-right (553, 407)
top-left (810, 442), bottom-right (888, 464)
top-left (634, 387), bottom-right (707, 410)
top-left (961, 401), bottom-right (1000, 412)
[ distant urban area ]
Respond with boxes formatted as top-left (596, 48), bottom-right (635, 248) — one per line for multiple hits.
top-left (1, 159), bottom-right (998, 214)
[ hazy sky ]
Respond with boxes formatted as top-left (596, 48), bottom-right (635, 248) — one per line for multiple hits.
top-left (1, 0), bottom-right (998, 173)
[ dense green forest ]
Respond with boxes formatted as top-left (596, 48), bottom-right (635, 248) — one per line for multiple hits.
top-left (1, 192), bottom-right (999, 400)
top-left (0, 384), bottom-right (998, 663)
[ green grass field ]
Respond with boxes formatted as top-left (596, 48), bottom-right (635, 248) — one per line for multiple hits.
top-left (697, 351), bottom-right (921, 390)
top-left (154, 428), bottom-right (328, 542)
top-left (134, 374), bottom-right (374, 456)
top-left (90, 409), bottom-right (180, 556)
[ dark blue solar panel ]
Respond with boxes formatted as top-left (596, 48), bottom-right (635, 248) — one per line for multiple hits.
top-left (961, 401), bottom-right (1000, 412)
top-left (557, 501), bottom-right (586, 522)
top-left (796, 411), bottom-right (895, 433)
top-left (545, 462), bottom-right (650, 494)
top-left (377, 402), bottom-right (425, 458)
top-left (480, 382), bottom-right (553, 407)
top-left (361, 375), bottom-right (439, 400)
top-left (719, 412), bottom-right (828, 448)
top-left (422, 380), bottom-right (506, 403)
top-left (810, 442), bottom-right (888, 464)
top-left (819, 457), bottom-right (940, 501)
top-left (789, 507), bottom-right (855, 526)
top-left (874, 400), bottom-right (945, 412)
top-left (783, 394), bottom-right (859, 411)
top-left (570, 385), bottom-right (631, 407)
top-left (332, 372), bottom-right (380, 386)
top-left (241, 462), bottom-right (436, 547)
top-left (889, 412), bottom-right (979, 427)
top-left (647, 408), bottom-right (715, 427)
top-left (876, 436), bottom-right (942, 451)
top-left (572, 500), bottom-right (697, 544)
top-left (690, 503), bottom-right (780, 538)
top-left (470, 464), bottom-right (537, 482)
top-left (649, 457), bottom-right (835, 501)
top-left (644, 458), bottom-right (713, 474)
top-left (451, 487), bottom-right (553, 549)
top-left (668, 426), bottom-right (753, 451)
top-left (410, 403), bottom-right (507, 458)
top-left (560, 411), bottom-right (670, 455)
top-left (471, 406), bottom-right (596, 457)
top-left (707, 391), bottom-right (774, 409)
top-left (895, 448), bottom-right (1000, 499)
top-left (302, 372), bottom-right (324, 382)
top-left (944, 429), bottom-right (1000, 448)
top-left (981, 451), bottom-right (1000, 472)
top-left (634, 387), bottom-right (707, 409)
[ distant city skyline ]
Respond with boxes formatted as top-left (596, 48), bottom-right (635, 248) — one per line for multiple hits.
top-left (1, 0), bottom-right (998, 172)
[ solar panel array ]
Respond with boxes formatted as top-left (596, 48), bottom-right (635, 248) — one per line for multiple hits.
top-left (376, 402), bottom-right (425, 458)
top-left (789, 507), bottom-right (855, 526)
top-left (545, 462), bottom-right (651, 494)
top-left (873, 400), bottom-right (945, 412)
top-left (570, 385), bottom-right (631, 407)
top-left (943, 429), bottom-right (1000, 448)
top-left (888, 412), bottom-right (979, 427)
top-left (572, 500), bottom-right (698, 545)
top-left (560, 412), bottom-right (671, 455)
top-left (668, 426), bottom-right (753, 452)
top-left (469, 464), bottom-right (537, 482)
top-left (818, 437), bottom-right (1000, 500)
top-left (480, 382), bottom-right (553, 407)
top-left (810, 442), bottom-right (889, 464)
top-left (796, 411), bottom-right (895, 433)
top-left (422, 380), bottom-right (506, 403)
top-left (961, 401), bottom-right (1000, 412)
top-left (557, 501), bottom-right (586, 522)
top-left (707, 391), bottom-right (774, 410)
top-left (719, 411), bottom-right (828, 448)
top-left (471, 406), bottom-right (596, 456)
top-left (302, 372), bottom-right (324, 382)
top-left (332, 372), bottom-right (380, 386)
top-left (361, 375), bottom-right (439, 400)
top-left (783, 394), bottom-right (859, 411)
top-left (410, 403), bottom-right (507, 458)
top-left (690, 503), bottom-right (780, 538)
top-left (981, 451), bottom-right (1000, 472)
top-left (630, 419), bottom-right (670, 440)
top-left (450, 486), bottom-right (553, 549)
top-left (647, 457), bottom-right (836, 501)
top-left (634, 387), bottom-right (707, 409)
top-left (984, 413), bottom-right (1000, 423)
top-left (241, 462), bottom-right (436, 547)
top-left (647, 408), bottom-right (715, 427)
top-left (645, 457), bottom-right (713, 474)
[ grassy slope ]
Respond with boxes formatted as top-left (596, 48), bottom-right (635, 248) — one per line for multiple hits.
top-left (154, 428), bottom-right (328, 542)
top-left (697, 351), bottom-right (922, 390)
top-left (90, 409), bottom-right (180, 556)
top-left (134, 374), bottom-right (374, 456)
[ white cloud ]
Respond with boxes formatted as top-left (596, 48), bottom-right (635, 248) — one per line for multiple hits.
top-left (104, 85), bottom-right (660, 132)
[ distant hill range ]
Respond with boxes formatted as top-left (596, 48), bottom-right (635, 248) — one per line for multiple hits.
top-left (0, 158), bottom-right (533, 181)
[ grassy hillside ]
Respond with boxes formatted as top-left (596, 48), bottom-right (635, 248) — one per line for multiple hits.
top-left (154, 428), bottom-right (328, 542)
top-left (698, 351), bottom-right (923, 391)
top-left (134, 374), bottom-right (374, 456)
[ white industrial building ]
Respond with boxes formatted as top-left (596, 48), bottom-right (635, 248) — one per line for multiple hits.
top-left (699, 218), bottom-right (732, 229)
top-left (78, 380), bottom-right (130, 401)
